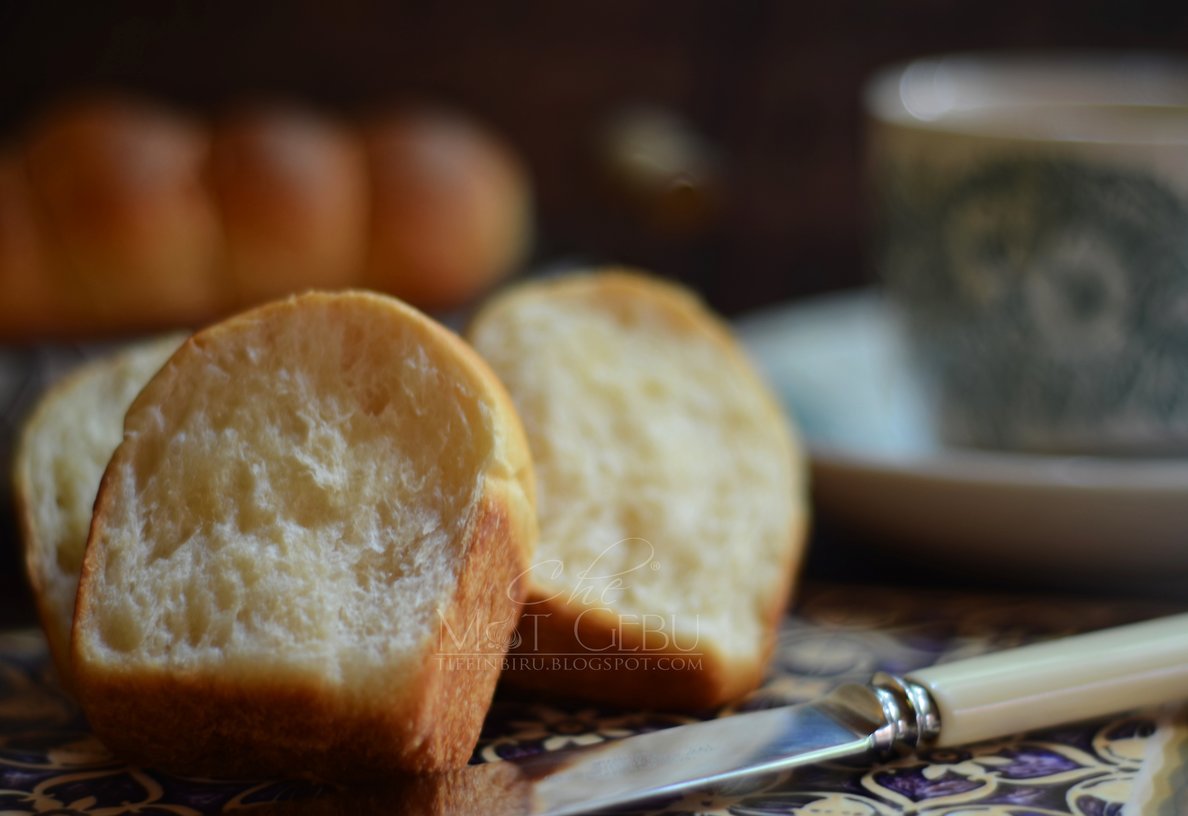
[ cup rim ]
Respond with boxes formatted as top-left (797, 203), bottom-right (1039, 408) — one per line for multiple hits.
top-left (864, 49), bottom-right (1188, 145)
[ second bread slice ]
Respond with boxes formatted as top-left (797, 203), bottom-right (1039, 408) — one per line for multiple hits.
top-left (72, 290), bottom-right (536, 780)
top-left (468, 270), bottom-right (808, 710)
top-left (14, 333), bottom-right (185, 688)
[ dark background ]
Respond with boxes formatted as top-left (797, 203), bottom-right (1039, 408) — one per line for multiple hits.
top-left (3, 1), bottom-right (1188, 318)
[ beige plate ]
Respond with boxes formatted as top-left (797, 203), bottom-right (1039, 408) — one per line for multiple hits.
top-left (736, 288), bottom-right (1188, 597)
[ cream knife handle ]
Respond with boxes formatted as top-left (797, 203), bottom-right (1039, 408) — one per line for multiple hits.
top-left (905, 612), bottom-right (1188, 748)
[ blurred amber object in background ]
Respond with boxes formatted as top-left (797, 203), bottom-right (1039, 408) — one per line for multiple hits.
top-left (0, 155), bottom-right (56, 337)
top-left (597, 107), bottom-right (720, 237)
top-left (363, 110), bottom-right (532, 312)
top-left (0, 97), bottom-right (532, 340)
top-left (23, 96), bottom-right (222, 332)
top-left (209, 105), bottom-right (366, 309)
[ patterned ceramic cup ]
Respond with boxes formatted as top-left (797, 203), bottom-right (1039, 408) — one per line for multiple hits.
top-left (866, 52), bottom-right (1188, 454)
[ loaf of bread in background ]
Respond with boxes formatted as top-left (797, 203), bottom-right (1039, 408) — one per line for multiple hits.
top-left (0, 97), bottom-right (532, 340)
top-left (0, 153), bottom-right (58, 336)
top-left (71, 290), bottom-right (536, 780)
top-left (209, 105), bottom-right (366, 307)
top-left (363, 110), bottom-right (532, 311)
top-left (12, 334), bottom-right (186, 688)
top-left (23, 97), bottom-right (223, 332)
top-left (468, 270), bottom-right (808, 710)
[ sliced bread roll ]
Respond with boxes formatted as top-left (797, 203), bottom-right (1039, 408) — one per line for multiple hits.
top-left (71, 290), bottom-right (536, 780)
top-left (467, 270), bottom-right (807, 710)
top-left (13, 334), bottom-right (186, 688)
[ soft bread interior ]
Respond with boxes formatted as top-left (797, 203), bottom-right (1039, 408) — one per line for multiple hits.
top-left (469, 272), bottom-right (803, 671)
top-left (78, 293), bottom-right (498, 691)
top-left (15, 335), bottom-right (184, 682)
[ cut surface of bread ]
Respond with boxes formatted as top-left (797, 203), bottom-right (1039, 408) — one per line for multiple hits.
top-left (72, 290), bottom-right (536, 780)
top-left (13, 334), bottom-right (185, 688)
top-left (468, 270), bottom-right (807, 710)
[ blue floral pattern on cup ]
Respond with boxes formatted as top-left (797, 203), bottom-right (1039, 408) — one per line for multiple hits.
top-left (877, 153), bottom-right (1188, 453)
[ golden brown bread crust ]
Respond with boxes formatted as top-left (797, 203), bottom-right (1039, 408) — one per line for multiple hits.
top-left (71, 290), bottom-right (537, 780)
top-left (245, 762), bottom-right (532, 815)
top-left (506, 600), bottom-right (744, 711)
top-left (470, 270), bottom-right (809, 711)
top-left (504, 512), bottom-right (806, 712)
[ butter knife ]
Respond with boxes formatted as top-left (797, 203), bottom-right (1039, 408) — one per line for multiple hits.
top-left (509, 612), bottom-right (1188, 815)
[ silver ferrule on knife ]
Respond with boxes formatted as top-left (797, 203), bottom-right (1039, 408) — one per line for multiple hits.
top-left (826, 672), bottom-right (943, 757)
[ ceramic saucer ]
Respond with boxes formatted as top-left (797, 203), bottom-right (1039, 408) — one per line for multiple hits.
top-left (736, 288), bottom-right (1188, 593)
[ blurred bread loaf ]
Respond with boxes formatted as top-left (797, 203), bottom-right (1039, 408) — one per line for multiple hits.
top-left (0, 97), bottom-right (532, 340)
top-left (467, 270), bottom-right (807, 710)
top-left (363, 110), bottom-right (532, 311)
top-left (12, 334), bottom-right (185, 687)
top-left (209, 105), bottom-right (366, 308)
top-left (0, 153), bottom-right (57, 336)
top-left (23, 97), bottom-right (223, 330)
top-left (71, 290), bottom-right (536, 780)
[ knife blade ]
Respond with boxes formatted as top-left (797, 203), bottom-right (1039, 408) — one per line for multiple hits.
top-left (504, 611), bottom-right (1188, 815)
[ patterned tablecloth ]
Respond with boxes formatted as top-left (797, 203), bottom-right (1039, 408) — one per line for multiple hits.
top-left (0, 583), bottom-right (1183, 815)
